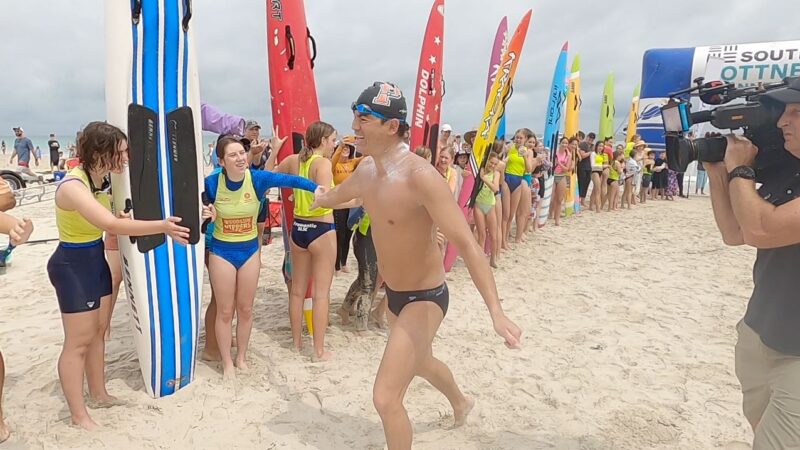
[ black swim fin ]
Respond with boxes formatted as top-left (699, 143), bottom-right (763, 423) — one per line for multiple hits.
top-left (127, 103), bottom-right (166, 253)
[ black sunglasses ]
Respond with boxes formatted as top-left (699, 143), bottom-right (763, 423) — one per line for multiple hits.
top-left (88, 174), bottom-right (111, 194)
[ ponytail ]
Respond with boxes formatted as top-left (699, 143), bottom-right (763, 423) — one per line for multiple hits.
top-left (301, 121), bottom-right (336, 163)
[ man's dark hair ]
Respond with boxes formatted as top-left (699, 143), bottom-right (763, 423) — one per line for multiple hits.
top-left (587, 132), bottom-right (596, 140)
top-left (381, 118), bottom-right (410, 137)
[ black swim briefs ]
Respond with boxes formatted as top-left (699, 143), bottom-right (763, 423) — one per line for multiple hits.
top-left (385, 283), bottom-right (449, 317)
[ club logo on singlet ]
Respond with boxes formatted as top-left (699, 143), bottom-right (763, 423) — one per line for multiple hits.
top-left (221, 217), bottom-right (254, 235)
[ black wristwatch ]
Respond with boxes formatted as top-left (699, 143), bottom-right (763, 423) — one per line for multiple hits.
top-left (728, 165), bottom-right (756, 183)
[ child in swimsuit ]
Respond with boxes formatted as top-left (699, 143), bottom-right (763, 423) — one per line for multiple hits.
top-left (475, 152), bottom-right (501, 268)
top-left (640, 150), bottom-right (655, 204)
top-left (488, 139), bottom-right (510, 251)
top-left (48, 122), bottom-right (196, 430)
top-left (269, 121), bottom-right (352, 362)
top-left (623, 148), bottom-right (641, 209)
top-left (551, 137), bottom-right (574, 226)
top-left (504, 129), bottom-right (534, 243)
top-left (606, 150), bottom-right (625, 211)
top-left (206, 134), bottom-right (317, 377)
top-left (589, 141), bottom-right (606, 213)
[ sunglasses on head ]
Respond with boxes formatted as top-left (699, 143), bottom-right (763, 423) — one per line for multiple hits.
top-left (217, 134), bottom-right (251, 152)
top-left (351, 103), bottom-right (405, 125)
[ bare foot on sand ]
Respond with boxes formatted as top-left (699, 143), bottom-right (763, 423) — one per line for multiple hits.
top-left (201, 349), bottom-right (222, 362)
top-left (453, 396), bottom-right (475, 428)
top-left (222, 364), bottom-right (236, 380)
top-left (87, 394), bottom-right (126, 409)
top-left (234, 357), bottom-right (249, 371)
top-left (490, 259), bottom-right (498, 269)
top-left (311, 351), bottom-right (335, 363)
top-left (337, 306), bottom-right (351, 326)
top-left (72, 415), bottom-right (100, 431)
top-left (369, 309), bottom-right (387, 330)
top-left (0, 420), bottom-right (10, 443)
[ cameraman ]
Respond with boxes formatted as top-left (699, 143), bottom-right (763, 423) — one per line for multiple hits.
top-left (706, 78), bottom-right (800, 448)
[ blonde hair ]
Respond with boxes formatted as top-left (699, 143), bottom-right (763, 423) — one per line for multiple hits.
top-left (414, 145), bottom-right (432, 162)
top-left (299, 121), bottom-right (335, 163)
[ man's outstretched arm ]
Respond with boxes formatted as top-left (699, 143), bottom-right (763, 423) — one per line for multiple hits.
top-left (312, 163), bottom-right (365, 210)
top-left (413, 166), bottom-right (521, 348)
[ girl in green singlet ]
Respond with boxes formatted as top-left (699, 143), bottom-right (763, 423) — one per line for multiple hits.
top-left (269, 121), bottom-right (342, 362)
top-left (474, 152), bottom-right (501, 268)
top-left (522, 135), bottom-right (542, 235)
top-left (589, 141), bottom-right (606, 213)
top-left (503, 129), bottom-right (534, 243)
top-left (607, 150), bottom-right (625, 211)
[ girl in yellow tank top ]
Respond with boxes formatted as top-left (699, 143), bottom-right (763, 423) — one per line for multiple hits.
top-left (589, 141), bottom-right (607, 213)
top-left (205, 135), bottom-right (316, 377)
top-left (269, 121), bottom-right (354, 362)
top-left (504, 129), bottom-right (535, 245)
top-left (435, 147), bottom-right (458, 196)
top-left (47, 122), bottom-right (198, 430)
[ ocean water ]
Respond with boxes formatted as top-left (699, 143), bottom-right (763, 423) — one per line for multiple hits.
top-left (0, 134), bottom-right (220, 164)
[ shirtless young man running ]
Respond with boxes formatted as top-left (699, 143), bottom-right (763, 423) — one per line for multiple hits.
top-left (312, 82), bottom-right (522, 449)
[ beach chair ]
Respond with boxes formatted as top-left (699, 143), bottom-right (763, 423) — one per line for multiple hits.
top-left (262, 200), bottom-right (282, 245)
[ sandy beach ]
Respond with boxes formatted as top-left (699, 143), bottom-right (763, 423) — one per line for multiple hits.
top-left (0, 160), bottom-right (755, 448)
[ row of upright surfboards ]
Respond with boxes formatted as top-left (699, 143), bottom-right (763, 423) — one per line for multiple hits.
top-left (104, 0), bottom-right (718, 397)
top-left (105, 0), bottom-right (320, 398)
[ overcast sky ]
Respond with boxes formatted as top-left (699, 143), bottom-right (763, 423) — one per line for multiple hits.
top-left (0, 0), bottom-right (797, 139)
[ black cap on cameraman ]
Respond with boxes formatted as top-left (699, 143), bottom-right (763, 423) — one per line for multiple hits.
top-left (764, 77), bottom-right (800, 105)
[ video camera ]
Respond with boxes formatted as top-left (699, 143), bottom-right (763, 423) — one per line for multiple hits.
top-left (660, 77), bottom-right (788, 175)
